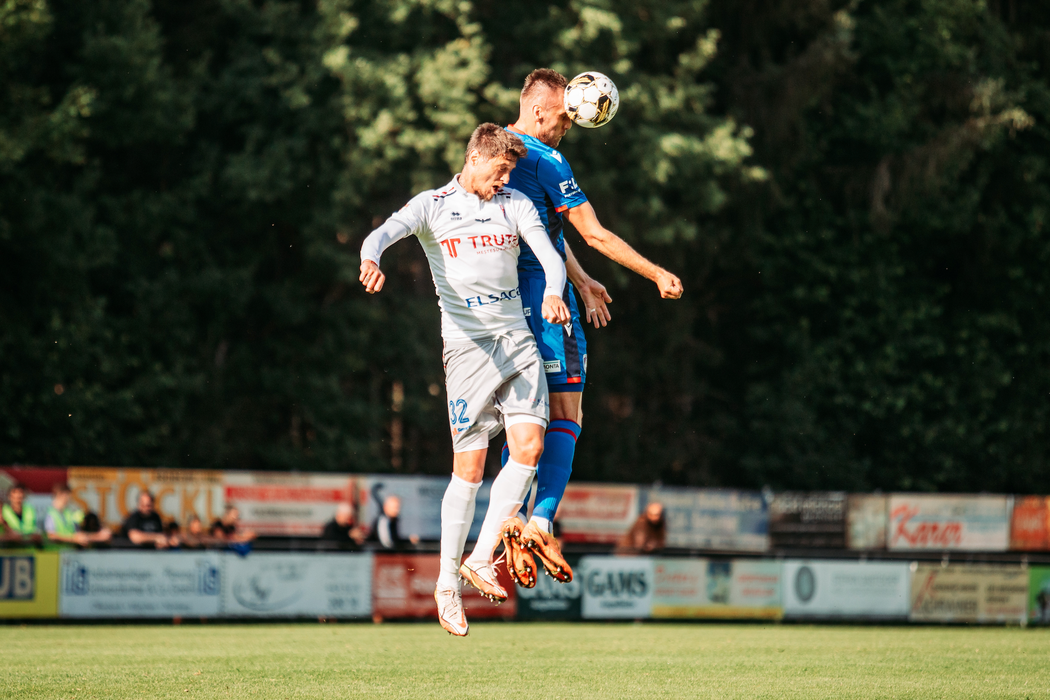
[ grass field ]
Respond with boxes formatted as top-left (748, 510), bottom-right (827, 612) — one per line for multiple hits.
top-left (3, 622), bottom-right (1049, 699)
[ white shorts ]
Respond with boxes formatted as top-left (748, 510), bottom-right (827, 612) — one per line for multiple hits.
top-left (443, 329), bottom-right (550, 453)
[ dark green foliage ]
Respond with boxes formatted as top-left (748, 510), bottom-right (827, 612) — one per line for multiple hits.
top-left (1, 0), bottom-right (1047, 491)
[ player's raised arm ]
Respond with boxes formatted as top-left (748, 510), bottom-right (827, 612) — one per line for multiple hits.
top-left (359, 195), bottom-right (428, 294)
top-left (564, 201), bottom-right (683, 299)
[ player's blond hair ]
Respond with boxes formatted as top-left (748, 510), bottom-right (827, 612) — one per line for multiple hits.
top-left (521, 68), bottom-right (567, 101)
top-left (465, 123), bottom-right (528, 162)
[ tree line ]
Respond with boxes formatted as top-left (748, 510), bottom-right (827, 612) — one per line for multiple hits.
top-left (2, 0), bottom-right (1047, 492)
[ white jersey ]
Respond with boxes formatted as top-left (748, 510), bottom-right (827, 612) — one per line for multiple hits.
top-left (361, 175), bottom-right (567, 342)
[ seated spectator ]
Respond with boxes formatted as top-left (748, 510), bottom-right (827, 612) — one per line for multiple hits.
top-left (44, 483), bottom-right (111, 548)
top-left (615, 501), bottom-right (666, 555)
top-left (366, 495), bottom-right (419, 550)
top-left (180, 515), bottom-right (217, 549)
top-left (2, 483), bottom-right (42, 544)
top-left (321, 503), bottom-right (366, 548)
top-left (210, 505), bottom-right (256, 544)
top-left (123, 491), bottom-right (179, 549)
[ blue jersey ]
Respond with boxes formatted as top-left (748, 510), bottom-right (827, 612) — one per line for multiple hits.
top-left (506, 128), bottom-right (588, 274)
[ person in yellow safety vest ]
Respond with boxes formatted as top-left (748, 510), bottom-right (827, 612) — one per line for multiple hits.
top-left (43, 483), bottom-right (112, 548)
top-left (2, 483), bottom-right (41, 544)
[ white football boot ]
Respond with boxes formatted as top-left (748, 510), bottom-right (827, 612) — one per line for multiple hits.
top-left (459, 561), bottom-right (508, 603)
top-left (434, 587), bottom-right (469, 637)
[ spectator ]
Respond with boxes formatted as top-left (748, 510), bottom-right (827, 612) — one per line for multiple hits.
top-left (210, 505), bottom-right (256, 544)
top-left (181, 515), bottom-right (216, 549)
top-left (366, 495), bottom-right (419, 550)
top-left (615, 501), bottom-right (666, 555)
top-left (44, 483), bottom-right (111, 548)
top-left (321, 503), bottom-right (366, 548)
top-left (122, 491), bottom-right (179, 549)
top-left (2, 483), bottom-right (41, 544)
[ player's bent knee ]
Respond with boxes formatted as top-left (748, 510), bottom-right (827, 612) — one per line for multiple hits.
top-left (506, 420), bottom-right (545, 466)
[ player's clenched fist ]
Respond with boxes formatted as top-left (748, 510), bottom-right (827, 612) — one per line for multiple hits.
top-left (655, 270), bottom-right (683, 299)
top-left (541, 295), bottom-right (571, 325)
top-left (360, 259), bottom-right (386, 294)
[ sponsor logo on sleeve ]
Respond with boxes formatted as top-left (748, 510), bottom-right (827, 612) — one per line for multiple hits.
top-left (544, 360), bottom-right (562, 374)
top-left (523, 307), bottom-right (531, 317)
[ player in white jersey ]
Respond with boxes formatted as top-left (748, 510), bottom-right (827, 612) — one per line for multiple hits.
top-left (359, 124), bottom-right (570, 636)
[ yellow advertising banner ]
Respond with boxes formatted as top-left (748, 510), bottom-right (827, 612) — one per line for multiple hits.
top-left (0, 550), bottom-right (59, 618)
top-left (910, 563), bottom-right (1028, 624)
top-left (68, 467), bottom-right (225, 531)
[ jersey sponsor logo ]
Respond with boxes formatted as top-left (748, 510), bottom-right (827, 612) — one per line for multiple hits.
top-left (450, 211), bottom-right (462, 221)
top-left (544, 360), bottom-right (562, 374)
top-left (475, 217), bottom-right (491, 223)
top-left (558, 178), bottom-right (580, 195)
top-left (465, 288), bottom-right (520, 308)
top-left (583, 354), bottom-right (588, 373)
top-left (523, 306), bottom-right (532, 317)
top-left (467, 233), bottom-right (518, 253)
top-left (439, 237), bottom-right (462, 257)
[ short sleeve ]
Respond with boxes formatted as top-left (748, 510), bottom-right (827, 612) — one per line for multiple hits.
top-left (536, 152), bottom-right (588, 213)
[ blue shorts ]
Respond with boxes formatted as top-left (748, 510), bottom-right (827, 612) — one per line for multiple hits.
top-left (520, 272), bottom-right (587, 392)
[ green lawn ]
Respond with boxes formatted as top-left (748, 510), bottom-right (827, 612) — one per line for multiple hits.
top-left (3, 622), bottom-right (1049, 699)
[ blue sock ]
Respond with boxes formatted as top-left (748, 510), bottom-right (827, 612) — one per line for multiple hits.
top-left (532, 420), bottom-right (581, 521)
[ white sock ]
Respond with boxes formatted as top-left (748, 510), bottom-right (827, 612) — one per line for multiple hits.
top-left (530, 516), bottom-right (552, 534)
top-left (438, 474), bottom-right (481, 590)
top-left (465, 458), bottom-right (537, 566)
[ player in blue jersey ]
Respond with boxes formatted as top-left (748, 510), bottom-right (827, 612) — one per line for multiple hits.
top-left (460, 69), bottom-right (683, 588)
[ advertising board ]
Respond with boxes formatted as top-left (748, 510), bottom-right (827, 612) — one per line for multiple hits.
top-left (1010, 496), bottom-right (1049, 551)
top-left (651, 559), bottom-right (781, 619)
top-left (643, 488), bottom-right (769, 552)
top-left (0, 467), bottom-right (68, 495)
top-left (371, 554), bottom-right (515, 620)
top-left (847, 494), bottom-right (888, 549)
top-left (1029, 567), bottom-right (1050, 625)
top-left (888, 494), bottom-right (1011, 551)
top-left (580, 556), bottom-right (654, 619)
top-left (0, 550), bottom-right (59, 618)
top-left (516, 555), bottom-right (582, 620)
top-left (59, 551), bottom-right (222, 618)
top-left (769, 492), bottom-right (847, 549)
top-left (910, 564), bottom-right (1028, 624)
top-left (223, 472), bottom-right (358, 536)
top-left (68, 467), bottom-right (226, 532)
top-left (782, 560), bottom-right (910, 619)
top-left (222, 553), bottom-right (372, 618)
top-left (557, 484), bottom-right (639, 544)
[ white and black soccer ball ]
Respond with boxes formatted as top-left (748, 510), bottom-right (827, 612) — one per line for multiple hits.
top-left (564, 71), bottom-right (619, 129)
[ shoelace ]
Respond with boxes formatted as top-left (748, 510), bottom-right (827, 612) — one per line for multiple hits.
top-left (436, 590), bottom-right (462, 620)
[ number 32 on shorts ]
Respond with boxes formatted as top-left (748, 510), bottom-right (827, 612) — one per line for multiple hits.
top-left (448, 399), bottom-right (469, 427)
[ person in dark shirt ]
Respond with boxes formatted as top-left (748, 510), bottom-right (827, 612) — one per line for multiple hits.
top-left (321, 503), bottom-right (366, 548)
top-left (366, 495), bottom-right (419, 550)
top-left (210, 505), bottom-right (256, 543)
top-left (615, 501), bottom-right (666, 555)
top-left (123, 491), bottom-right (179, 549)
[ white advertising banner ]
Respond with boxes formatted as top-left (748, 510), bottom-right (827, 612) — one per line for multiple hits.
top-left (59, 551), bottom-right (222, 618)
top-left (223, 472), bottom-right (359, 536)
top-left (558, 484), bottom-right (639, 544)
top-left (645, 488), bottom-right (770, 552)
top-left (652, 559), bottom-right (782, 619)
top-left (782, 560), bottom-right (911, 619)
top-left (222, 553), bottom-right (372, 618)
top-left (888, 494), bottom-right (1011, 551)
top-left (580, 556), bottom-right (654, 619)
top-left (359, 475), bottom-right (494, 542)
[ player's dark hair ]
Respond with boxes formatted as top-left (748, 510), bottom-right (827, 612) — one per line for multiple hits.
top-left (521, 68), bottom-right (567, 101)
top-left (465, 123), bottom-right (528, 162)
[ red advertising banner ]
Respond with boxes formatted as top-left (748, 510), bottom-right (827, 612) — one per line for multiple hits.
top-left (557, 484), bottom-right (639, 544)
top-left (0, 467), bottom-right (68, 494)
top-left (371, 554), bottom-right (516, 621)
top-left (1010, 496), bottom-right (1050, 551)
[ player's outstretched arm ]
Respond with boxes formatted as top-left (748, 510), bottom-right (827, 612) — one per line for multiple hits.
top-left (564, 241), bottom-right (612, 329)
top-left (565, 202), bottom-right (683, 299)
top-left (359, 213), bottom-right (415, 294)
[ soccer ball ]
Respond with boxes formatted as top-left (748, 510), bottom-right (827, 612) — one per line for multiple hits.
top-left (564, 71), bottom-right (619, 129)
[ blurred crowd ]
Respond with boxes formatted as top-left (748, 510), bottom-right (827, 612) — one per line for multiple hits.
top-left (2, 482), bottom-right (663, 555)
